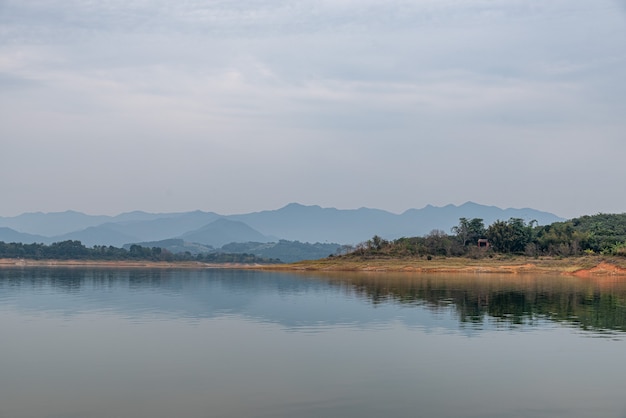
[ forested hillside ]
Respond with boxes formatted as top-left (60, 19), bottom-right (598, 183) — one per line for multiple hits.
top-left (343, 213), bottom-right (626, 258)
top-left (0, 241), bottom-right (281, 264)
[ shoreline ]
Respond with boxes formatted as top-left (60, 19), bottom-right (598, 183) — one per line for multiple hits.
top-left (0, 258), bottom-right (260, 269)
top-left (257, 256), bottom-right (626, 277)
top-left (2, 256), bottom-right (626, 276)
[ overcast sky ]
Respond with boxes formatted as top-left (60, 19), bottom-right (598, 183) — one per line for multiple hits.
top-left (1, 0), bottom-right (625, 219)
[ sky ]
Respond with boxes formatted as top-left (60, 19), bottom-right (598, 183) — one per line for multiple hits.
top-left (1, 0), bottom-right (625, 219)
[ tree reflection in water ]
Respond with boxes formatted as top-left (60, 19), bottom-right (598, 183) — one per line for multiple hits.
top-left (318, 272), bottom-right (626, 333)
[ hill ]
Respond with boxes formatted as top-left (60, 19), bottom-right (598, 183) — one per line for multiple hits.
top-left (0, 227), bottom-right (50, 245)
top-left (220, 241), bottom-right (341, 263)
top-left (229, 201), bottom-right (563, 243)
top-left (126, 239), bottom-right (341, 263)
top-left (0, 202), bottom-right (564, 247)
top-left (180, 218), bottom-right (272, 248)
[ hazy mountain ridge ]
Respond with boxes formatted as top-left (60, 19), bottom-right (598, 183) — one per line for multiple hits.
top-left (0, 210), bottom-right (182, 237)
top-left (220, 241), bottom-right (341, 263)
top-left (0, 202), bottom-right (564, 247)
top-left (125, 239), bottom-right (340, 263)
top-left (105, 211), bottom-right (221, 242)
top-left (227, 202), bottom-right (563, 243)
top-left (180, 218), bottom-right (274, 248)
top-left (0, 227), bottom-right (51, 245)
top-left (54, 225), bottom-right (142, 248)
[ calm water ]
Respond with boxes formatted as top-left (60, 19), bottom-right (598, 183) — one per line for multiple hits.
top-left (2, 268), bottom-right (626, 418)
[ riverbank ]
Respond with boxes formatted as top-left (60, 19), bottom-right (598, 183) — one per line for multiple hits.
top-left (2, 256), bottom-right (626, 276)
top-left (0, 258), bottom-right (256, 269)
top-left (257, 255), bottom-right (626, 276)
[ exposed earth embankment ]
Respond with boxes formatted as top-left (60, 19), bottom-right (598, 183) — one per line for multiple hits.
top-left (2, 256), bottom-right (626, 276)
top-left (259, 256), bottom-right (626, 276)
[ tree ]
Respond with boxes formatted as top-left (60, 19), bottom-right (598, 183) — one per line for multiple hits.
top-left (486, 218), bottom-right (533, 253)
top-left (366, 235), bottom-right (388, 251)
top-left (48, 240), bottom-right (89, 259)
top-left (452, 218), bottom-right (486, 247)
top-left (425, 229), bottom-right (453, 256)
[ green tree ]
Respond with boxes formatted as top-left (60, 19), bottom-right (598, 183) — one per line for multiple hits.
top-left (486, 218), bottom-right (533, 253)
top-left (452, 218), bottom-right (486, 247)
top-left (425, 229), bottom-right (453, 256)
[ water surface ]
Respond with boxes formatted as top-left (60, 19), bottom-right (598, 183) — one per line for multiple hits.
top-left (1, 268), bottom-right (626, 418)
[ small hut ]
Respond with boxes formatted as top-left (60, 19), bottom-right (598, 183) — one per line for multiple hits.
top-left (477, 239), bottom-right (489, 249)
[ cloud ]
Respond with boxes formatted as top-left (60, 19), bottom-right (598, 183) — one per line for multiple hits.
top-left (0, 0), bottom-right (625, 217)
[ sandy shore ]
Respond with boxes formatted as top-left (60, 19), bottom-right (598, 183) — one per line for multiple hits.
top-left (2, 256), bottom-right (626, 276)
top-left (256, 256), bottom-right (626, 277)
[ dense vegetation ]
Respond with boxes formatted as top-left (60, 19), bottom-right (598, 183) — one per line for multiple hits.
top-left (343, 213), bottom-right (626, 259)
top-left (0, 240), bottom-right (281, 264)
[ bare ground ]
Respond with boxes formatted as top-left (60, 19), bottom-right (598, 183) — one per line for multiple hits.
top-left (256, 255), bottom-right (626, 276)
top-left (2, 256), bottom-right (626, 276)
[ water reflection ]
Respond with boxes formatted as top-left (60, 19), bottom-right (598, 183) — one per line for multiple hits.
top-left (2, 268), bottom-right (626, 418)
top-left (322, 272), bottom-right (626, 333)
top-left (1, 268), bottom-right (626, 334)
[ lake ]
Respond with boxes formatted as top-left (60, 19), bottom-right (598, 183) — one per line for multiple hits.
top-left (1, 267), bottom-right (626, 418)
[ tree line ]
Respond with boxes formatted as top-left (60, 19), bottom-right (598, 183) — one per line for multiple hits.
top-left (345, 213), bottom-right (626, 258)
top-left (0, 240), bottom-right (281, 264)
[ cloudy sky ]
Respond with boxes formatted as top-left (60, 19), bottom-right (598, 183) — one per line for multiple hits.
top-left (1, 0), bottom-right (625, 219)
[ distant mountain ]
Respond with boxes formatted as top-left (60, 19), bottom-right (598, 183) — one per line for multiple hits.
top-left (123, 238), bottom-right (339, 263)
top-left (0, 211), bottom-right (111, 237)
top-left (109, 211), bottom-right (184, 223)
top-left (54, 225), bottom-right (141, 248)
top-left (0, 210), bottom-right (221, 247)
top-left (221, 241), bottom-right (341, 263)
top-left (180, 218), bottom-right (272, 248)
top-left (0, 210), bottom-right (181, 237)
top-left (105, 211), bottom-right (221, 242)
top-left (1, 202), bottom-right (564, 247)
top-left (229, 201), bottom-right (564, 244)
top-left (395, 202), bottom-right (562, 239)
top-left (0, 227), bottom-right (50, 244)
top-left (228, 203), bottom-right (398, 244)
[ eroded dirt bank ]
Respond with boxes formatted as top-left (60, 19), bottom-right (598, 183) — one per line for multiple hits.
top-left (258, 256), bottom-right (626, 276)
top-left (2, 257), bottom-right (626, 276)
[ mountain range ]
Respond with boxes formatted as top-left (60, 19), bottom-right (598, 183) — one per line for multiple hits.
top-left (0, 202), bottom-right (564, 250)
